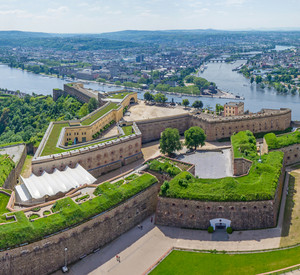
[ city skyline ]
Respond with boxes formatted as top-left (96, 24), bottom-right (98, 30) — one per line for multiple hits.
top-left (0, 0), bottom-right (299, 34)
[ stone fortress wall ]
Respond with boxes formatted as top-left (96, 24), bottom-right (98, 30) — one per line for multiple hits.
top-left (0, 182), bottom-right (159, 275)
top-left (53, 83), bottom-right (101, 104)
top-left (134, 108), bottom-right (291, 144)
top-left (190, 108), bottom-right (291, 141)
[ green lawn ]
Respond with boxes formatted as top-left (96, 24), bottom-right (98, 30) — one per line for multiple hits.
top-left (41, 123), bottom-right (69, 156)
top-left (81, 102), bottom-right (119, 126)
top-left (108, 92), bottom-right (132, 99)
top-left (0, 193), bottom-right (10, 214)
top-left (150, 249), bottom-right (300, 275)
top-left (0, 173), bottom-right (158, 249)
top-left (265, 130), bottom-right (300, 150)
top-left (0, 155), bottom-right (15, 187)
top-left (161, 151), bottom-right (283, 201)
top-left (0, 193), bottom-right (10, 224)
top-left (122, 125), bottom-right (133, 136)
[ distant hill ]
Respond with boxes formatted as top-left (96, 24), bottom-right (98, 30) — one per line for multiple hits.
top-left (0, 31), bottom-right (140, 50)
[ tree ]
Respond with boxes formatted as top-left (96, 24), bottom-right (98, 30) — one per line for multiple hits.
top-left (250, 76), bottom-right (254, 84)
top-left (88, 97), bottom-right (98, 113)
top-left (159, 128), bottom-right (182, 156)
top-left (154, 93), bottom-right (167, 103)
top-left (192, 100), bottom-right (203, 109)
top-left (215, 104), bottom-right (224, 114)
top-left (255, 75), bottom-right (262, 84)
top-left (144, 91), bottom-right (154, 101)
top-left (184, 126), bottom-right (206, 151)
top-left (182, 99), bottom-right (189, 108)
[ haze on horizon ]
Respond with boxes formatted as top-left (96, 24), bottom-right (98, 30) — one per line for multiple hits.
top-left (0, 0), bottom-right (299, 34)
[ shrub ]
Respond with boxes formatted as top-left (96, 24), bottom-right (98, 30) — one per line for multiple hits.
top-left (226, 227), bottom-right (233, 234)
top-left (208, 226), bottom-right (214, 233)
top-left (160, 181), bottom-right (170, 195)
top-left (32, 207), bottom-right (41, 212)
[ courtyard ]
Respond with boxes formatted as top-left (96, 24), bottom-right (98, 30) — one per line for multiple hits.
top-left (177, 149), bottom-right (233, 178)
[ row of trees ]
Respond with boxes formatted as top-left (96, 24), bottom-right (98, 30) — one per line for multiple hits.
top-left (0, 94), bottom-right (86, 146)
top-left (160, 126), bottom-right (206, 156)
top-left (144, 92), bottom-right (204, 109)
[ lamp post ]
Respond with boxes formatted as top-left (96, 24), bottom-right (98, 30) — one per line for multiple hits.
top-left (62, 247), bottom-right (68, 273)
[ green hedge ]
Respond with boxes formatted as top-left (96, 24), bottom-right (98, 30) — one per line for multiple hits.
top-left (0, 173), bottom-right (157, 250)
top-left (265, 130), bottom-right (300, 150)
top-left (160, 151), bottom-right (283, 202)
top-left (148, 159), bottom-right (181, 177)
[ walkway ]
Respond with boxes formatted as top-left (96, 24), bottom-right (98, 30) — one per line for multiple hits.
top-left (53, 170), bottom-right (291, 275)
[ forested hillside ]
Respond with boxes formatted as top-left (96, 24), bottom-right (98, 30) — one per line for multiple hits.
top-left (0, 94), bottom-right (86, 146)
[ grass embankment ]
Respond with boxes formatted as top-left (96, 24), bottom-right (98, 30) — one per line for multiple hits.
top-left (81, 102), bottom-right (119, 126)
top-left (265, 130), bottom-right (300, 150)
top-left (281, 171), bottom-right (300, 247)
top-left (41, 123), bottom-right (69, 156)
top-left (108, 92), bottom-right (132, 99)
top-left (0, 173), bottom-right (157, 249)
top-left (21, 155), bottom-right (33, 177)
top-left (150, 249), bottom-right (300, 275)
top-left (231, 130), bottom-right (257, 160)
top-left (161, 151), bottom-right (283, 201)
top-left (0, 193), bottom-right (10, 224)
top-left (0, 155), bottom-right (15, 187)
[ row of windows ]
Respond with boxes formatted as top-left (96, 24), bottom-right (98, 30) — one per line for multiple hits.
top-left (66, 132), bottom-right (86, 136)
top-left (170, 203), bottom-right (268, 211)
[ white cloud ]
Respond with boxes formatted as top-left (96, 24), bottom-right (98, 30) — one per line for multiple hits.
top-left (47, 6), bottom-right (69, 15)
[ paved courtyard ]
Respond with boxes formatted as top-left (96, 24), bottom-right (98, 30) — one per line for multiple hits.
top-left (124, 100), bottom-right (189, 121)
top-left (177, 149), bottom-right (233, 178)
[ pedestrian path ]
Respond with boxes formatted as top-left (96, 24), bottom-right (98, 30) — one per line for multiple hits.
top-left (62, 215), bottom-right (283, 275)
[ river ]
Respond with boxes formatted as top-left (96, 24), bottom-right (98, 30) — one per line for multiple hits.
top-left (0, 56), bottom-right (299, 120)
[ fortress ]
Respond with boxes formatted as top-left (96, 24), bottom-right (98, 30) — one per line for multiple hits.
top-left (31, 83), bottom-right (291, 179)
top-left (0, 83), bottom-right (297, 275)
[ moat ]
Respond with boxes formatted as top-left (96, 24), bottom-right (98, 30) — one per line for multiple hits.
top-left (1, 61), bottom-right (300, 120)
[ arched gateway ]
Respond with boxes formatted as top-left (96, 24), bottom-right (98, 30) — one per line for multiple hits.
top-left (210, 218), bottom-right (231, 230)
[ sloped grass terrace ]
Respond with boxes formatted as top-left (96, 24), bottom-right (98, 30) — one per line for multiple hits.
top-left (0, 154), bottom-right (15, 187)
top-left (150, 249), bottom-right (300, 275)
top-left (160, 130), bottom-right (284, 202)
top-left (265, 130), bottom-right (300, 150)
top-left (81, 102), bottom-right (119, 126)
top-left (0, 173), bottom-right (157, 250)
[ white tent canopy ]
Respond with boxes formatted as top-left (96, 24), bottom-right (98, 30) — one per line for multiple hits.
top-left (15, 164), bottom-right (96, 204)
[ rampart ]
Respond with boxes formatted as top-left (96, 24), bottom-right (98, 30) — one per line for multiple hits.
top-left (135, 108), bottom-right (291, 144)
top-left (53, 83), bottom-right (100, 104)
top-left (263, 139), bottom-right (300, 166)
top-left (32, 131), bottom-right (143, 177)
top-left (136, 114), bottom-right (190, 143)
top-left (156, 162), bottom-right (285, 230)
top-left (191, 108), bottom-right (291, 141)
top-left (0, 182), bottom-right (159, 275)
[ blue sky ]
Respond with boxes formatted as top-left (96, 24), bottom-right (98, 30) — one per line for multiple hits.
top-left (0, 0), bottom-right (299, 33)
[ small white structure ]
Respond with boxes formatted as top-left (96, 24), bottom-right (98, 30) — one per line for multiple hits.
top-left (15, 164), bottom-right (96, 205)
top-left (210, 218), bottom-right (231, 230)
